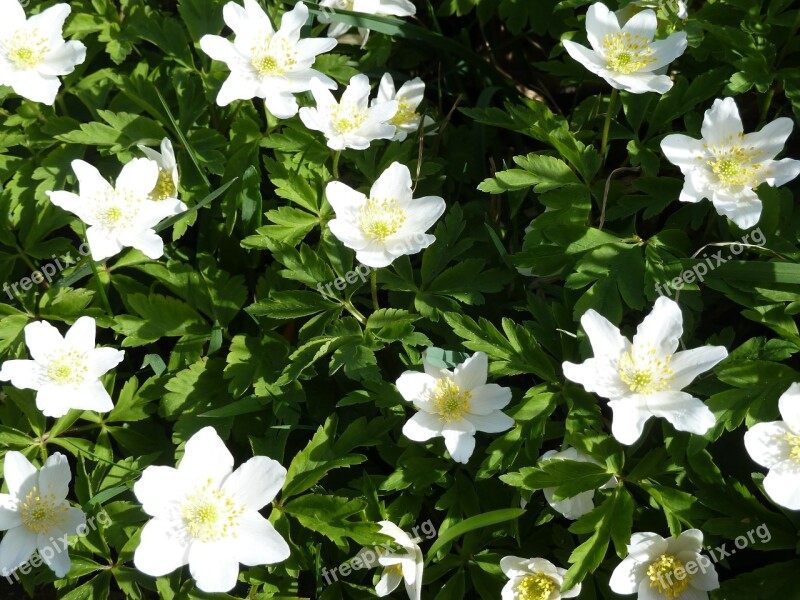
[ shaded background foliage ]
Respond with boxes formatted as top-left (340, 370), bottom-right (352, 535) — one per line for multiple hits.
top-left (1, 0), bottom-right (800, 598)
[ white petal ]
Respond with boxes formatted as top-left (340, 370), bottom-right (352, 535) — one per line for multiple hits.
top-left (3, 452), bottom-right (36, 497)
top-left (72, 159), bottom-right (113, 200)
top-left (325, 181), bottom-right (366, 216)
top-left (133, 518), bottom-right (190, 576)
top-left (585, 2), bottom-right (621, 52)
top-left (24, 320), bottom-right (64, 363)
top-left (632, 296), bottom-right (683, 356)
top-left (679, 171), bottom-right (708, 203)
top-left (580, 309), bottom-right (628, 360)
top-left (500, 555), bottom-right (530, 578)
top-left (0, 0), bottom-right (26, 30)
top-left (563, 358), bottom-right (628, 399)
top-left (609, 399), bottom-right (652, 445)
top-left (670, 529), bottom-right (703, 554)
top-left (398, 196), bottom-right (446, 236)
top-left (0, 526), bottom-right (37, 574)
top-left (608, 71), bottom-right (674, 94)
top-left (264, 91), bottom-right (299, 119)
top-left (377, 72), bottom-right (396, 103)
top-left (121, 229), bottom-right (164, 260)
top-left (67, 381), bottom-right (115, 413)
top-left (376, 568), bottom-right (403, 596)
top-left (562, 40), bottom-right (608, 77)
top-left (669, 346), bottom-right (728, 390)
top-left (199, 34), bottom-right (241, 65)
top-left (701, 98), bottom-right (744, 147)
top-left (685, 554), bottom-right (719, 591)
top-left (628, 532), bottom-right (668, 561)
top-left (469, 384), bottom-right (511, 414)
top-left (761, 157), bottom-right (800, 187)
top-left (779, 383), bottom-right (800, 433)
top-left (328, 219), bottom-right (370, 250)
top-left (85, 226), bottom-right (123, 261)
top-left (0, 494), bottom-right (21, 530)
top-left (38, 533), bottom-right (72, 577)
top-left (222, 456), bottom-right (286, 511)
top-left (63, 316), bottom-right (96, 353)
top-left (763, 459), bottom-right (800, 510)
top-left (34, 384), bottom-right (71, 418)
top-left (454, 352), bottom-right (488, 390)
top-left (39, 41), bottom-right (86, 77)
top-left (117, 158), bottom-right (159, 197)
top-left (744, 421), bottom-right (793, 469)
top-left (278, 0), bottom-right (309, 40)
top-left (133, 466), bottom-right (183, 518)
top-left (37, 453), bottom-right (70, 502)
top-left (464, 411), bottom-right (514, 433)
top-left (396, 371), bottom-right (435, 405)
top-left (370, 162), bottom-right (413, 204)
top-left (620, 8), bottom-right (656, 41)
top-left (442, 429), bottom-right (476, 463)
top-left (8, 71), bottom-right (61, 105)
top-left (177, 427), bottom-right (234, 484)
top-left (232, 512), bottom-right (290, 566)
top-left (710, 187), bottom-right (762, 229)
top-left (660, 134), bottom-right (705, 169)
top-left (0, 360), bottom-right (43, 390)
top-left (743, 117), bottom-right (795, 160)
top-left (189, 540), bottom-right (241, 593)
top-left (544, 487), bottom-right (595, 520)
top-left (216, 72), bottom-right (260, 106)
top-left (609, 555), bottom-right (647, 594)
top-left (354, 246), bottom-right (396, 268)
top-left (644, 32), bottom-right (687, 71)
top-left (341, 73), bottom-right (371, 108)
top-left (402, 411), bottom-right (442, 441)
top-left (88, 347), bottom-right (124, 379)
top-left (646, 391), bottom-right (715, 435)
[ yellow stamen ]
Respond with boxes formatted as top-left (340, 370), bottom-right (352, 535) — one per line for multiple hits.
top-left (357, 198), bottom-right (406, 241)
top-left (601, 32), bottom-right (656, 74)
top-left (516, 573), bottom-right (558, 600)
top-left (618, 346), bottom-right (674, 394)
top-left (647, 554), bottom-right (691, 599)
top-left (19, 486), bottom-right (69, 534)
top-left (430, 378), bottom-right (471, 423)
top-left (181, 478), bottom-right (244, 543)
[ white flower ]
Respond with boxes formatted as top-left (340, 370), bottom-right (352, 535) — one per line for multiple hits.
top-left (299, 74), bottom-right (398, 150)
top-left (0, 451), bottom-right (85, 578)
top-left (133, 426), bottom-right (290, 593)
top-left (562, 2), bottom-right (687, 94)
top-left (373, 73), bottom-right (435, 142)
top-left (137, 138), bottom-right (185, 204)
top-left (538, 447), bottom-right (617, 520)
top-left (0, 0), bottom-right (86, 104)
top-left (397, 351), bottom-right (514, 464)
top-left (609, 530), bottom-right (719, 600)
top-left (562, 297), bottom-right (727, 445)
top-left (0, 317), bottom-right (124, 418)
top-left (660, 97), bottom-right (800, 229)
top-left (326, 161), bottom-right (445, 268)
top-left (199, 1), bottom-right (337, 117)
top-left (500, 556), bottom-right (580, 600)
top-left (367, 521), bottom-right (423, 600)
top-left (46, 158), bottom-right (187, 261)
top-left (318, 0), bottom-right (416, 46)
top-left (744, 382), bottom-right (800, 510)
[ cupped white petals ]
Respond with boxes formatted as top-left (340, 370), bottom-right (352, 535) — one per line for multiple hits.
top-left (563, 297), bottom-right (727, 445)
top-left (367, 520), bottom-right (423, 600)
top-left (398, 351), bottom-right (514, 463)
top-left (610, 530), bottom-right (718, 599)
top-left (0, 451), bottom-right (84, 578)
top-left (500, 555), bottom-right (578, 600)
top-left (0, 1), bottom-right (86, 104)
top-left (372, 73), bottom-right (435, 141)
top-left (132, 426), bottom-right (289, 593)
top-left (326, 161), bottom-right (445, 267)
top-left (46, 159), bottom-right (186, 261)
top-left (137, 138), bottom-right (185, 206)
top-left (0, 316), bottom-right (123, 418)
top-left (537, 447), bottom-right (617, 520)
top-left (661, 97), bottom-right (800, 228)
top-left (300, 74), bottom-right (398, 150)
top-left (563, 2), bottom-right (686, 94)
top-left (200, 1), bottom-right (337, 115)
top-left (744, 383), bottom-right (800, 510)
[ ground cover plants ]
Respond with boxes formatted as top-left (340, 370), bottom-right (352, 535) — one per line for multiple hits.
top-left (1, 0), bottom-right (800, 598)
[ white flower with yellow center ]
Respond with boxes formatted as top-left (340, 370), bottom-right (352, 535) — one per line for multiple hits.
top-left (660, 97), bottom-right (800, 229)
top-left (46, 158), bottom-right (187, 261)
top-left (501, 556), bottom-right (580, 600)
top-left (132, 426), bottom-right (290, 593)
top-left (299, 74), bottom-right (398, 150)
top-left (0, 451), bottom-right (85, 578)
top-left (199, 1), bottom-right (337, 118)
top-left (137, 138), bottom-right (186, 206)
top-left (360, 521), bottom-right (423, 600)
top-left (562, 297), bottom-right (727, 445)
top-left (537, 447), bottom-right (617, 520)
top-left (372, 73), bottom-right (435, 142)
top-left (326, 161), bottom-right (445, 268)
top-left (397, 351), bottom-right (514, 464)
top-left (744, 382), bottom-right (800, 510)
top-left (610, 530), bottom-right (719, 600)
top-left (0, 0), bottom-right (86, 104)
top-left (318, 0), bottom-right (416, 47)
top-left (562, 2), bottom-right (687, 94)
top-left (0, 317), bottom-right (124, 418)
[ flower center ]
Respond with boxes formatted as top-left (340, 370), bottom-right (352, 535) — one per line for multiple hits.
top-left (150, 169), bottom-right (176, 200)
top-left (618, 346), bottom-right (674, 394)
top-left (386, 563), bottom-right (403, 576)
top-left (601, 32), bottom-right (656, 74)
top-left (94, 188), bottom-right (141, 230)
top-left (250, 35), bottom-right (297, 77)
top-left (431, 378), bottom-right (471, 423)
top-left (181, 479), bottom-right (244, 543)
top-left (516, 573), bottom-right (557, 600)
top-left (647, 554), bottom-right (691, 599)
top-left (47, 350), bottom-right (90, 386)
top-left (705, 138), bottom-right (763, 187)
top-left (357, 198), bottom-right (407, 241)
top-left (784, 432), bottom-right (800, 462)
top-left (19, 486), bottom-right (69, 534)
top-left (389, 99), bottom-right (420, 128)
top-left (330, 102), bottom-right (368, 134)
top-left (4, 30), bottom-right (49, 69)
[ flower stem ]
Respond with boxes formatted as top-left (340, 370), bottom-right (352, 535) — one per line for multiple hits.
top-left (601, 88), bottom-right (619, 158)
top-left (332, 150), bottom-right (341, 179)
top-left (370, 269), bottom-right (379, 311)
top-left (83, 228), bottom-right (113, 317)
top-left (343, 300), bottom-right (366, 325)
